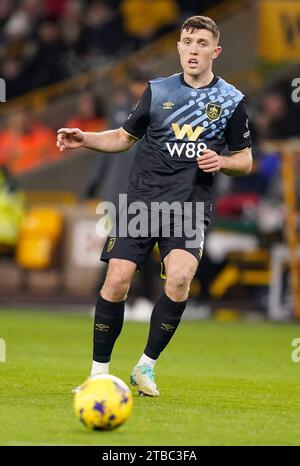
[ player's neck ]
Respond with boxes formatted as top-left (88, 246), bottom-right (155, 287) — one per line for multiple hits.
top-left (183, 70), bottom-right (215, 89)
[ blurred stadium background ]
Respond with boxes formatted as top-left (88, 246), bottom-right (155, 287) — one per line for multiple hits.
top-left (1, 0), bottom-right (300, 321)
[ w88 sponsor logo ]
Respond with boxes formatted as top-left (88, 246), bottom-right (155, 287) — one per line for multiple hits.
top-left (166, 142), bottom-right (207, 158)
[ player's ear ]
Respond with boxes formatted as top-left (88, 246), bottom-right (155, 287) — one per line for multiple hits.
top-left (213, 45), bottom-right (222, 60)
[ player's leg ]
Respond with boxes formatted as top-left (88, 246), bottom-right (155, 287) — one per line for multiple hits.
top-left (72, 258), bottom-right (136, 393)
top-left (131, 250), bottom-right (198, 396)
top-left (142, 249), bottom-right (197, 359)
top-left (92, 258), bottom-right (137, 375)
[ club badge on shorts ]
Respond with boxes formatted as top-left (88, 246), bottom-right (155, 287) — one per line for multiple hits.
top-left (107, 237), bottom-right (116, 252)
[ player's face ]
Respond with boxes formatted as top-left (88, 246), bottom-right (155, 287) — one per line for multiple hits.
top-left (177, 29), bottom-right (222, 77)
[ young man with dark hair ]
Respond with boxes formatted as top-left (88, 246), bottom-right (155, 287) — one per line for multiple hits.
top-left (57, 16), bottom-right (252, 397)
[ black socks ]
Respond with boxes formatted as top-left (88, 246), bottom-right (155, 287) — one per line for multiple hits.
top-left (144, 293), bottom-right (187, 360)
top-left (93, 292), bottom-right (186, 363)
top-left (93, 294), bottom-right (125, 363)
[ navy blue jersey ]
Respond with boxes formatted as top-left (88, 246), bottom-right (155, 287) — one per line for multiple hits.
top-left (123, 73), bottom-right (251, 204)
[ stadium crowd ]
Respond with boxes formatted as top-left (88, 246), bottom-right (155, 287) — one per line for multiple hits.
top-left (0, 0), bottom-right (220, 99)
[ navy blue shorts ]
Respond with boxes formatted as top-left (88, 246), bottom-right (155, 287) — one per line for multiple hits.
top-left (100, 202), bottom-right (213, 270)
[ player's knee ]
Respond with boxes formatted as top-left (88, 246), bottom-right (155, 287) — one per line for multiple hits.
top-left (101, 273), bottom-right (131, 301)
top-left (165, 268), bottom-right (192, 298)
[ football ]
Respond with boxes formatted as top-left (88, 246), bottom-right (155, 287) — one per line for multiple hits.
top-left (74, 374), bottom-right (133, 430)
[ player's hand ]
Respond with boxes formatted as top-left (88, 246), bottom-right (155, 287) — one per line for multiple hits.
top-left (56, 128), bottom-right (85, 152)
top-left (197, 149), bottom-right (223, 173)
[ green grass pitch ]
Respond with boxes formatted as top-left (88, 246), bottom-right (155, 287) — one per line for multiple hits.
top-left (0, 309), bottom-right (300, 446)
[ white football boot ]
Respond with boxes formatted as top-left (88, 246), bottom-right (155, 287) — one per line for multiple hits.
top-left (130, 363), bottom-right (160, 397)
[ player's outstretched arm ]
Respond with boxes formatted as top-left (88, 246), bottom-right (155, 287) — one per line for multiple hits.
top-left (56, 127), bottom-right (137, 153)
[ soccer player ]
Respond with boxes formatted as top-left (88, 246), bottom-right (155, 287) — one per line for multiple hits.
top-left (57, 16), bottom-right (252, 397)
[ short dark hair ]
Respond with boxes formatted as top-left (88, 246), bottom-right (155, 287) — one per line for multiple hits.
top-left (181, 16), bottom-right (220, 43)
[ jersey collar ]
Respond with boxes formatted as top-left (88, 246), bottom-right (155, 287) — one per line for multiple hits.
top-left (180, 73), bottom-right (219, 89)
